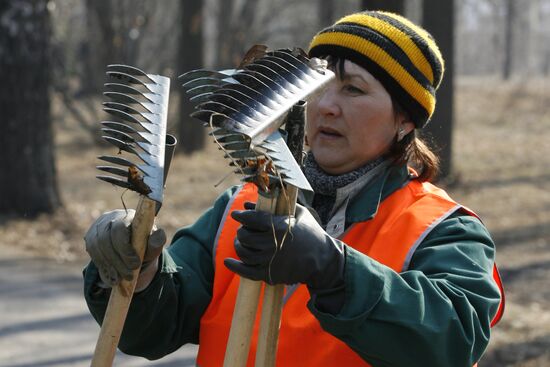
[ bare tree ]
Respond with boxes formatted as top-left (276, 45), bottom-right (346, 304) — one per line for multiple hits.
top-left (361, 0), bottom-right (405, 13)
top-left (422, 0), bottom-right (455, 181)
top-left (319, 0), bottom-right (335, 28)
top-left (503, 0), bottom-right (515, 79)
top-left (82, 0), bottom-right (159, 96)
top-left (0, 0), bottom-right (61, 216)
top-left (178, 0), bottom-right (206, 154)
top-left (217, 0), bottom-right (261, 67)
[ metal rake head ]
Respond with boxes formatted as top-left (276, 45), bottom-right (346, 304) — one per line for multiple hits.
top-left (179, 46), bottom-right (335, 193)
top-left (96, 64), bottom-right (171, 203)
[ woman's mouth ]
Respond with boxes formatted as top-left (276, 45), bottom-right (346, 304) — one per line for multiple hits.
top-left (318, 126), bottom-right (343, 139)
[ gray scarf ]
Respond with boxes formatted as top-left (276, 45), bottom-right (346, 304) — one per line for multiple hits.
top-left (303, 152), bottom-right (385, 226)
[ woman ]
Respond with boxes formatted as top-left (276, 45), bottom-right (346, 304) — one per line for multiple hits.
top-left (84, 10), bottom-right (504, 366)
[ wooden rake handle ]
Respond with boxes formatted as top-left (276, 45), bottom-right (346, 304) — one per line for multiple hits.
top-left (91, 196), bottom-right (156, 367)
top-left (255, 186), bottom-right (297, 367)
top-left (223, 188), bottom-right (297, 367)
top-left (223, 194), bottom-right (277, 367)
top-left (224, 103), bottom-right (306, 367)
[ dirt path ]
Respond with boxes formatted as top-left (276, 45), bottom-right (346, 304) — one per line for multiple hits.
top-left (0, 246), bottom-right (197, 367)
top-left (481, 235), bottom-right (550, 366)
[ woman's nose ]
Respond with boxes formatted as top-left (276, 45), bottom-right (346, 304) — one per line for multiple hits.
top-left (316, 84), bottom-right (341, 117)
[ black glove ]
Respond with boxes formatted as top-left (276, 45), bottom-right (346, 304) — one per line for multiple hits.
top-left (84, 209), bottom-right (166, 286)
top-left (224, 202), bottom-right (345, 292)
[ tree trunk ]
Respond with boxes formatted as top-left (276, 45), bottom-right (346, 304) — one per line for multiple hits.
top-left (503, 0), bottom-right (514, 80)
top-left (0, 0), bottom-right (61, 216)
top-left (82, 0), bottom-right (116, 96)
top-left (217, 0), bottom-right (260, 68)
top-left (178, 0), bottom-right (205, 154)
top-left (318, 0), bottom-right (335, 28)
top-left (421, 0), bottom-right (455, 181)
top-left (361, 0), bottom-right (405, 13)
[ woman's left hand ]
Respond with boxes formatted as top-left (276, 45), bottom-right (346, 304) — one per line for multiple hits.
top-left (224, 202), bottom-right (345, 291)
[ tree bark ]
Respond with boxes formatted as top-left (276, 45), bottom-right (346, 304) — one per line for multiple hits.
top-left (0, 0), bottom-right (61, 216)
top-left (318, 0), bottom-right (335, 28)
top-left (217, 0), bottom-right (260, 68)
top-left (361, 0), bottom-right (405, 13)
top-left (178, 0), bottom-right (205, 154)
top-left (421, 0), bottom-right (455, 181)
top-left (503, 0), bottom-right (514, 80)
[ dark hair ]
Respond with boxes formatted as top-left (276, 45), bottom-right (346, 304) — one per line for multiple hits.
top-left (387, 98), bottom-right (440, 182)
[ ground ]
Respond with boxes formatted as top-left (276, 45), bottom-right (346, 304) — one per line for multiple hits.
top-left (0, 76), bottom-right (548, 366)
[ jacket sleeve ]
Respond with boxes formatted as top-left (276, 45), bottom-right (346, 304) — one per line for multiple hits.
top-left (83, 186), bottom-right (239, 360)
top-left (307, 212), bottom-right (502, 367)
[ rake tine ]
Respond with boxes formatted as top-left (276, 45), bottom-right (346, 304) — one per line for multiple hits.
top-left (215, 89), bottom-right (274, 116)
top-left (220, 141), bottom-right (251, 151)
top-left (104, 83), bottom-right (166, 104)
top-left (190, 110), bottom-right (215, 124)
top-left (245, 63), bottom-right (300, 94)
top-left (181, 76), bottom-right (230, 91)
top-left (107, 64), bottom-right (168, 89)
top-left (221, 83), bottom-right (281, 109)
top-left (185, 84), bottom-right (221, 97)
top-left (214, 134), bottom-right (248, 143)
top-left (210, 115), bottom-right (247, 132)
top-left (239, 70), bottom-right (290, 98)
top-left (190, 110), bottom-right (247, 131)
top-left (96, 175), bottom-right (133, 190)
top-left (103, 106), bottom-right (142, 126)
top-left (103, 92), bottom-right (162, 114)
top-left (101, 121), bottom-right (138, 135)
top-left (97, 155), bottom-right (139, 167)
top-left (196, 101), bottom-right (256, 127)
top-left (189, 92), bottom-right (215, 104)
top-left (107, 64), bottom-right (149, 78)
top-left (101, 128), bottom-right (138, 144)
top-left (136, 140), bottom-right (162, 159)
top-left (256, 131), bottom-right (312, 191)
top-left (106, 71), bottom-right (163, 95)
top-left (103, 101), bottom-right (159, 126)
top-left (103, 136), bottom-right (139, 156)
top-left (263, 54), bottom-right (313, 81)
top-left (97, 165), bottom-right (128, 178)
top-left (225, 149), bottom-right (259, 159)
top-left (208, 127), bottom-right (234, 136)
top-left (104, 83), bottom-right (150, 98)
top-left (178, 68), bottom-right (238, 84)
top-left (209, 94), bottom-right (267, 120)
top-left (232, 73), bottom-right (285, 103)
top-left (268, 50), bottom-right (315, 78)
top-left (106, 70), bottom-right (145, 85)
top-left (254, 58), bottom-right (305, 88)
top-left (103, 101), bottom-right (141, 117)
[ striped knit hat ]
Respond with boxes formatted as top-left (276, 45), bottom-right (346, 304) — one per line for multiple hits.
top-left (309, 11), bottom-right (444, 128)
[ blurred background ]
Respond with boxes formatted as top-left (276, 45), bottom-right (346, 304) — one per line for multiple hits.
top-left (0, 0), bottom-right (549, 366)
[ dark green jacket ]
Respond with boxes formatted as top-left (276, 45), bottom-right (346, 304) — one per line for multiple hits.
top-left (84, 164), bottom-right (501, 366)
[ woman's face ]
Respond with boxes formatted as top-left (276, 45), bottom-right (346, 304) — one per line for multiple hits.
top-left (306, 60), bottom-right (412, 175)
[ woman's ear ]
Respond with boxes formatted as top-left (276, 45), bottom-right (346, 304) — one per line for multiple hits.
top-left (397, 120), bottom-right (415, 142)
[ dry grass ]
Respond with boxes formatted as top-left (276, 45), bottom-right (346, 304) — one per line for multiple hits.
top-left (451, 77), bottom-right (550, 366)
top-left (0, 76), bottom-right (549, 365)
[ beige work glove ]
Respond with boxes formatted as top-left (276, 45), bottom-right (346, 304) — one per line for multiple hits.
top-left (84, 209), bottom-right (166, 287)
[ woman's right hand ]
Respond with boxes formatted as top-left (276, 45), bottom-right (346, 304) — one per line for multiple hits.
top-left (84, 209), bottom-right (166, 288)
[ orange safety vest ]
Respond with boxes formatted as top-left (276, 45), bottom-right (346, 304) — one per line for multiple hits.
top-left (196, 181), bottom-right (505, 366)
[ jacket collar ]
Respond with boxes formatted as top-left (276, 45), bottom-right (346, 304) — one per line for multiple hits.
top-left (300, 163), bottom-right (412, 226)
top-left (346, 163), bottom-right (412, 223)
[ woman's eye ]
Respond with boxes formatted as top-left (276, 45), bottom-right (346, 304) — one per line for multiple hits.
top-left (343, 85), bottom-right (364, 94)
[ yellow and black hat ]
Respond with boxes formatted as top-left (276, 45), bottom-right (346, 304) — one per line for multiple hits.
top-left (309, 11), bottom-right (444, 128)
